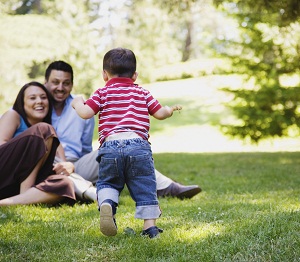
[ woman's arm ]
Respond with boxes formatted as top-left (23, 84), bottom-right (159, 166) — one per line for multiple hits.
top-left (56, 144), bottom-right (67, 161)
top-left (0, 110), bottom-right (20, 145)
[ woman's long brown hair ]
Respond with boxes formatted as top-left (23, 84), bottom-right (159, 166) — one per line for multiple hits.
top-left (12, 81), bottom-right (52, 127)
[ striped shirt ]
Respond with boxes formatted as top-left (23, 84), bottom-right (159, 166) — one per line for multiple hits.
top-left (85, 77), bottom-right (162, 144)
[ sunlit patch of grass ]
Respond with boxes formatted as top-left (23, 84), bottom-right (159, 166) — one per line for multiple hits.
top-left (170, 223), bottom-right (226, 241)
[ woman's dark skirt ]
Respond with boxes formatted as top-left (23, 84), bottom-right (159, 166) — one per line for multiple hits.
top-left (0, 123), bottom-right (75, 203)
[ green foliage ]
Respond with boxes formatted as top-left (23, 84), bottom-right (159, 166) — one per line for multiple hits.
top-left (153, 0), bottom-right (198, 14)
top-left (213, 0), bottom-right (300, 142)
top-left (1, 152), bottom-right (300, 261)
top-left (0, 14), bottom-right (70, 112)
top-left (214, 0), bottom-right (300, 26)
top-left (3, 0), bottom-right (300, 146)
top-left (108, 0), bottom-right (184, 82)
top-left (221, 85), bottom-right (300, 142)
top-left (0, 1), bottom-right (101, 113)
top-left (0, 0), bottom-right (238, 113)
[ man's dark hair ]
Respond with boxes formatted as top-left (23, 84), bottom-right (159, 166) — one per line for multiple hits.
top-left (45, 60), bottom-right (74, 83)
top-left (13, 81), bottom-right (53, 126)
top-left (103, 48), bottom-right (136, 78)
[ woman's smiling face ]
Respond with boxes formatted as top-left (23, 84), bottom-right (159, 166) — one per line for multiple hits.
top-left (23, 85), bottom-right (49, 125)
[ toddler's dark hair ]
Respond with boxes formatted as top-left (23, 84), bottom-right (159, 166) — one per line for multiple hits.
top-left (103, 48), bottom-right (136, 78)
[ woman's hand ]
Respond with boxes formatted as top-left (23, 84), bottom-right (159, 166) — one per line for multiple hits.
top-left (53, 162), bottom-right (75, 176)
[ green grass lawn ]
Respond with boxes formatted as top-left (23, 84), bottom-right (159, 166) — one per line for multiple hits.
top-left (1, 75), bottom-right (300, 261)
top-left (1, 152), bottom-right (299, 262)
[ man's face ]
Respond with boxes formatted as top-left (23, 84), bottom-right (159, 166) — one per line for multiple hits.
top-left (44, 70), bottom-right (73, 103)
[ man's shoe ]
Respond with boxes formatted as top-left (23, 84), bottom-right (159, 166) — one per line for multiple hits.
top-left (157, 182), bottom-right (201, 199)
top-left (100, 203), bottom-right (117, 236)
top-left (141, 226), bottom-right (163, 238)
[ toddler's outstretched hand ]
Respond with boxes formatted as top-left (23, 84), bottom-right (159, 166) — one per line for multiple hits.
top-left (71, 96), bottom-right (85, 109)
top-left (171, 105), bottom-right (182, 112)
top-left (152, 104), bottom-right (183, 120)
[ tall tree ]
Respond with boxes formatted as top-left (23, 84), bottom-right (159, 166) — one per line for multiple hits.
top-left (153, 0), bottom-right (200, 62)
top-left (213, 0), bottom-right (300, 142)
top-left (88, 0), bottom-right (184, 82)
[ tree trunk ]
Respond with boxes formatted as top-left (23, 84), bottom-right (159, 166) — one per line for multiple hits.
top-left (181, 19), bottom-right (193, 62)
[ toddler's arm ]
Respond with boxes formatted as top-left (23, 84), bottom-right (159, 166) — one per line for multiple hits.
top-left (152, 105), bottom-right (182, 120)
top-left (71, 96), bottom-right (95, 119)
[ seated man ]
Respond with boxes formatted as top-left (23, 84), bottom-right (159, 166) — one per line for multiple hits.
top-left (44, 60), bottom-right (201, 201)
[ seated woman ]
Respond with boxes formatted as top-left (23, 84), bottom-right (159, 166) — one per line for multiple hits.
top-left (0, 81), bottom-right (75, 206)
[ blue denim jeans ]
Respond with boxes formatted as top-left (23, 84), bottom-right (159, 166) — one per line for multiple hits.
top-left (96, 138), bottom-right (161, 219)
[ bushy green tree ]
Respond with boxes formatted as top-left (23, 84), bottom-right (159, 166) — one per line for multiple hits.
top-left (213, 0), bottom-right (300, 142)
